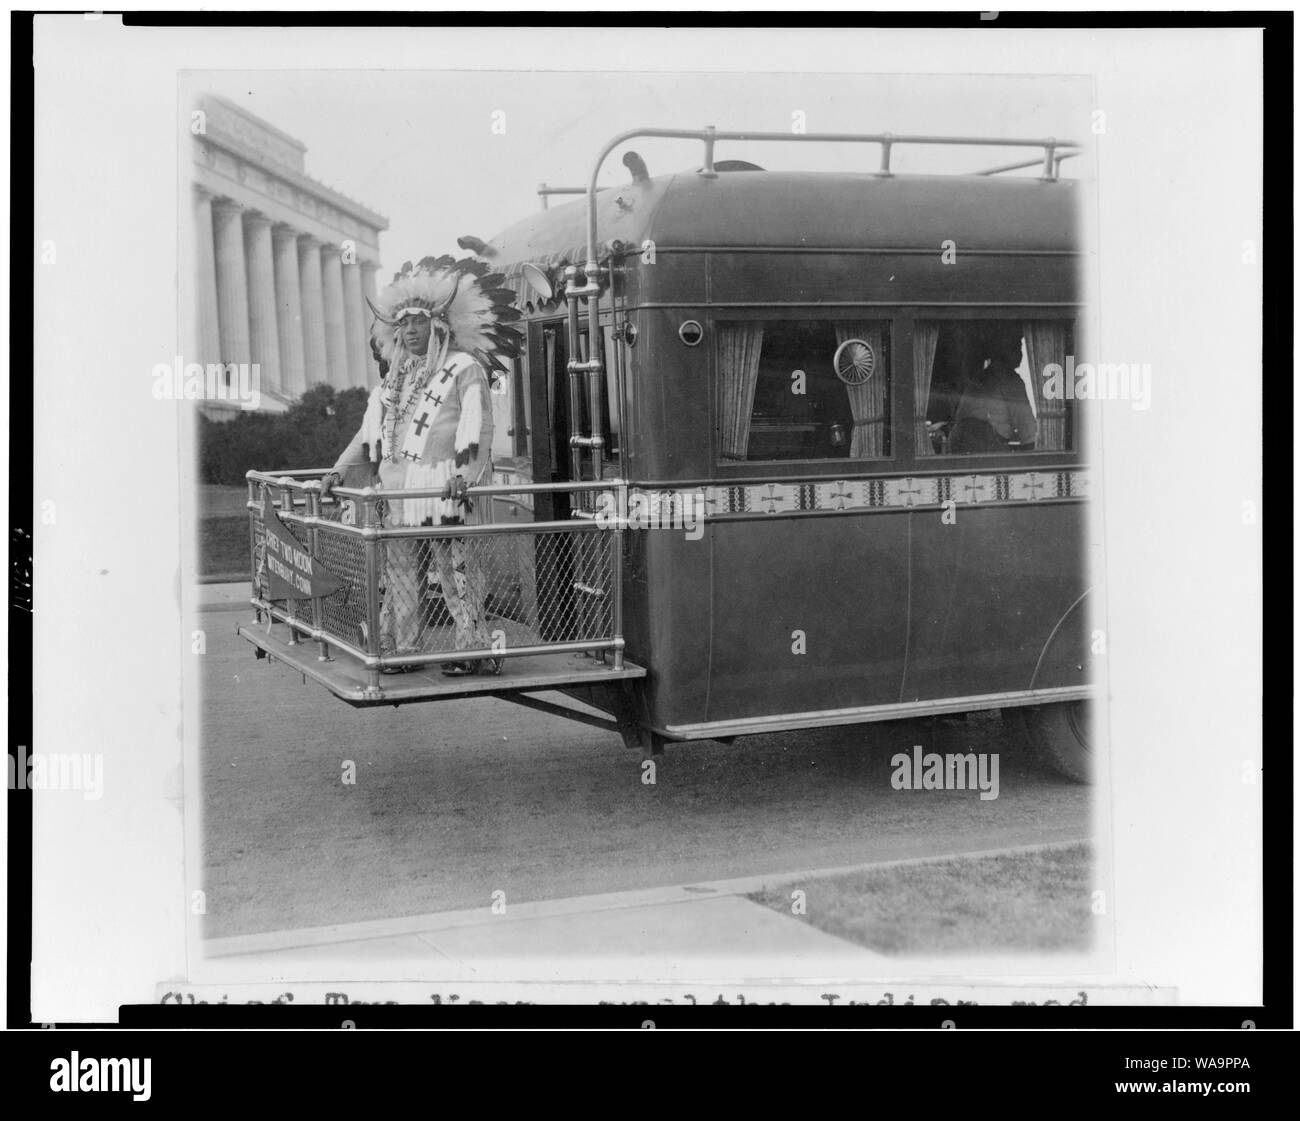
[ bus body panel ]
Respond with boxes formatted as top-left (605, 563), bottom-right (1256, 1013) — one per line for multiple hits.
top-left (703, 513), bottom-right (910, 721)
top-left (486, 165), bottom-right (1087, 740)
top-left (902, 500), bottom-right (1089, 701)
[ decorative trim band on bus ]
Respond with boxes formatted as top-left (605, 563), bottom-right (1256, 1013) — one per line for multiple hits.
top-left (624, 468), bottom-right (1089, 519)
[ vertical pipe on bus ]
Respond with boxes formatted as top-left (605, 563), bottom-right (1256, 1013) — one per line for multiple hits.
top-left (563, 265), bottom-right (584, 489)
top-left (586, 299), bottom-right (604, 483)
top-left (584, 269), bottom-right (606, 655)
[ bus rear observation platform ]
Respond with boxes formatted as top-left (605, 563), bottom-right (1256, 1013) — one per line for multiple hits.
top-left (237, 617), bottom-right (645, 707)
top-left (240, 470), bottom-right (645, 712)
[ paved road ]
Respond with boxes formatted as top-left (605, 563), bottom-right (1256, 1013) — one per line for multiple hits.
top-left (200, 615), bottom-right (1090, 939)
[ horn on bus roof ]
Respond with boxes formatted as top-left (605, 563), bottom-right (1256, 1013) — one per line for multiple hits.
top-left (623, 151), bottom-right (650, 184)
top-left (457, 234), bottom-right (496, 258)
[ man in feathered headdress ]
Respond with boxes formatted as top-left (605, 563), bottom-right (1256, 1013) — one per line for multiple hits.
top-left (322, 255), bottom-right (521, 676)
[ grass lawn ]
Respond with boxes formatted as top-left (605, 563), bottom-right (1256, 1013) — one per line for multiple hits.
top-left (748, 843), bottom-right (1094, 955)
top-left (199, 484), bottom-right (252, 519)
top-left (200, 516), bottom-right (251, 580)
top-left (198, 485), bottom-right (253, 579)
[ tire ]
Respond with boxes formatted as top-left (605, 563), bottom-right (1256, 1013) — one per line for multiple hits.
top-left (1018, 701), bottom-right (1094, 784)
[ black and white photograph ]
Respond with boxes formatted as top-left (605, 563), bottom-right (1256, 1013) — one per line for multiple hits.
top-left (16, 12), bottom-right (1280, 1059)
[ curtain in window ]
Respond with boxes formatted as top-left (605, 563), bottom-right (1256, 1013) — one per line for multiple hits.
top-left (717, 323), bottom-right (764, 461)
top-left (912, 321), bottom-right (940, 457)
top-left (833, 322), bottom-right (887, 457)
top-left (1022, 321), bottom-right (1069, 451)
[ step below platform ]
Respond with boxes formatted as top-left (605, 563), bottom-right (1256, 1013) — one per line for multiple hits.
top-left (236, 620), bottom-right (645, 706)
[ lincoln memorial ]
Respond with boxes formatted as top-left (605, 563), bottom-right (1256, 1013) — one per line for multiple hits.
top-left (189, 94), bottom-right (388, 419)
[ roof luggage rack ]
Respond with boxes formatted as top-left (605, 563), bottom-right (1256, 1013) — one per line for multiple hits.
top-left (575, 125), bottom-right (1081, 270)
top-left (536, 127), bottom-right (1082, 211)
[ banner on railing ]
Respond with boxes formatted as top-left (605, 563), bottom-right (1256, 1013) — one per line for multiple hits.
top-left (259, 493), bottom-right (345, 600)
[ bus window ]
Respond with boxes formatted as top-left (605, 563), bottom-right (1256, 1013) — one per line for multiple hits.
top-left (918, 319), bottom-right (1075, 456)
top-left (717, 319), bottom-right (891, 462)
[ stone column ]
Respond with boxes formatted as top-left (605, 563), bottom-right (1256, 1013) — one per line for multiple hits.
top-left (211, 199), bottom-right (251, 364)
top-left (272, 225), bottom-right (306, 399)
top-left (297, 236), bottom-right (328, 391)
top-left (193, 186), bottom-right (221, 366)
top-left (361, 261), bottom-right (383, 380)
top-left (343, 261), bottom-right (370, 388)
top-left (243, 212), bottom-right (282, 398)
top-left (319, 244), bottom-right (350, 390)
top-left (360, 260), bottom-right (380, 307)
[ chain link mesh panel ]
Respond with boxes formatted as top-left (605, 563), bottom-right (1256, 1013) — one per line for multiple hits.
top-left (372, 526), bottom-right (614, 656)
top-left (249, 483), bottom-right (616, 661)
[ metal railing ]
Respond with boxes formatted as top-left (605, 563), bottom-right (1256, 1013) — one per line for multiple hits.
top-left (246, 470), bottom-right (626, 699)
top-left (536, 182), bottom-right (587, 209)
top-left (580, 126), bottom-right (1084, 274)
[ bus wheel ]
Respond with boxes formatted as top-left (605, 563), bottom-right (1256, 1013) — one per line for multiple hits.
top-left (1019, 701), bottom-right (1093, 784)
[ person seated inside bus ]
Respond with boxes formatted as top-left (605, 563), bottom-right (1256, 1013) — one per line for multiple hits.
top-left (948, 328), bottom-right (1037, 454)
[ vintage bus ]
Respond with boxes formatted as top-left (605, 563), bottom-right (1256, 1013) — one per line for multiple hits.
top-left (239, 127), bottom-right (1095, 782)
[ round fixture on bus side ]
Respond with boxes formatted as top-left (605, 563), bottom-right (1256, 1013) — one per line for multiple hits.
top-left (520, 262), bottom-right (555, 302)
top-left (833, 338), bottom-right (875, 385)
top-left (614, 318), bottom-right (638, 347)
top-left (678, 320), bottom-right (704, 347)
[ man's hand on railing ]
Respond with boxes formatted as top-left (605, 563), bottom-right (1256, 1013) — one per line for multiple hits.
top-left (442, 475), bottom-right (471, 503)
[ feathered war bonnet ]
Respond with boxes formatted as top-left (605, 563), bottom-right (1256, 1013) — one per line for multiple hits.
top-left (367, 254), bottom-right (523, 383)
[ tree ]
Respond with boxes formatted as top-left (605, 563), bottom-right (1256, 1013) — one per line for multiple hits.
top-left (198, 383), bottom-right (372, 485)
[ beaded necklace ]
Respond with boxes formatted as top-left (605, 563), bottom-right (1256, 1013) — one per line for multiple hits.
top-left (381, 351), bottom-right (440, 462)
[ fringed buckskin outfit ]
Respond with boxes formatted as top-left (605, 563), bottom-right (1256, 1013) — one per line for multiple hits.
top-left (329, 256), bottom-right (521, 673)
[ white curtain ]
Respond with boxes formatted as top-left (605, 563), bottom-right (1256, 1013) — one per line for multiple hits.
top-left (912, 321), bottom-right (940, 457)
top-left (1022, 321), bottom-right (1069, 451)
top-left (717, 323), bottom-right (764, 461)
top-left (834, 322), bottom-right (887, 457)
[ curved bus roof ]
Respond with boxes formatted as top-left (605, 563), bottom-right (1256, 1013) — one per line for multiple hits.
top-left (485, 169), bottom-right (1081, 276)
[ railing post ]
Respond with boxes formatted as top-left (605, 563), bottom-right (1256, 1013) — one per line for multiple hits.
top-left (700, 125), bottom-right (717, 178)
top-left (273, 484), bottom-right (304, 643)
top-left (879, 133), bottom-right (894, 176)
top-left (307, 485), bottom-right (330, 662)
top-left (248, 476), bottom-right (262, 622)
top-left (611, 481), bottom-right (626, 670)
top-left (1042, 138), bottom-right (1058, 180)
top-left (361, 487), bottom-right (383, 697)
